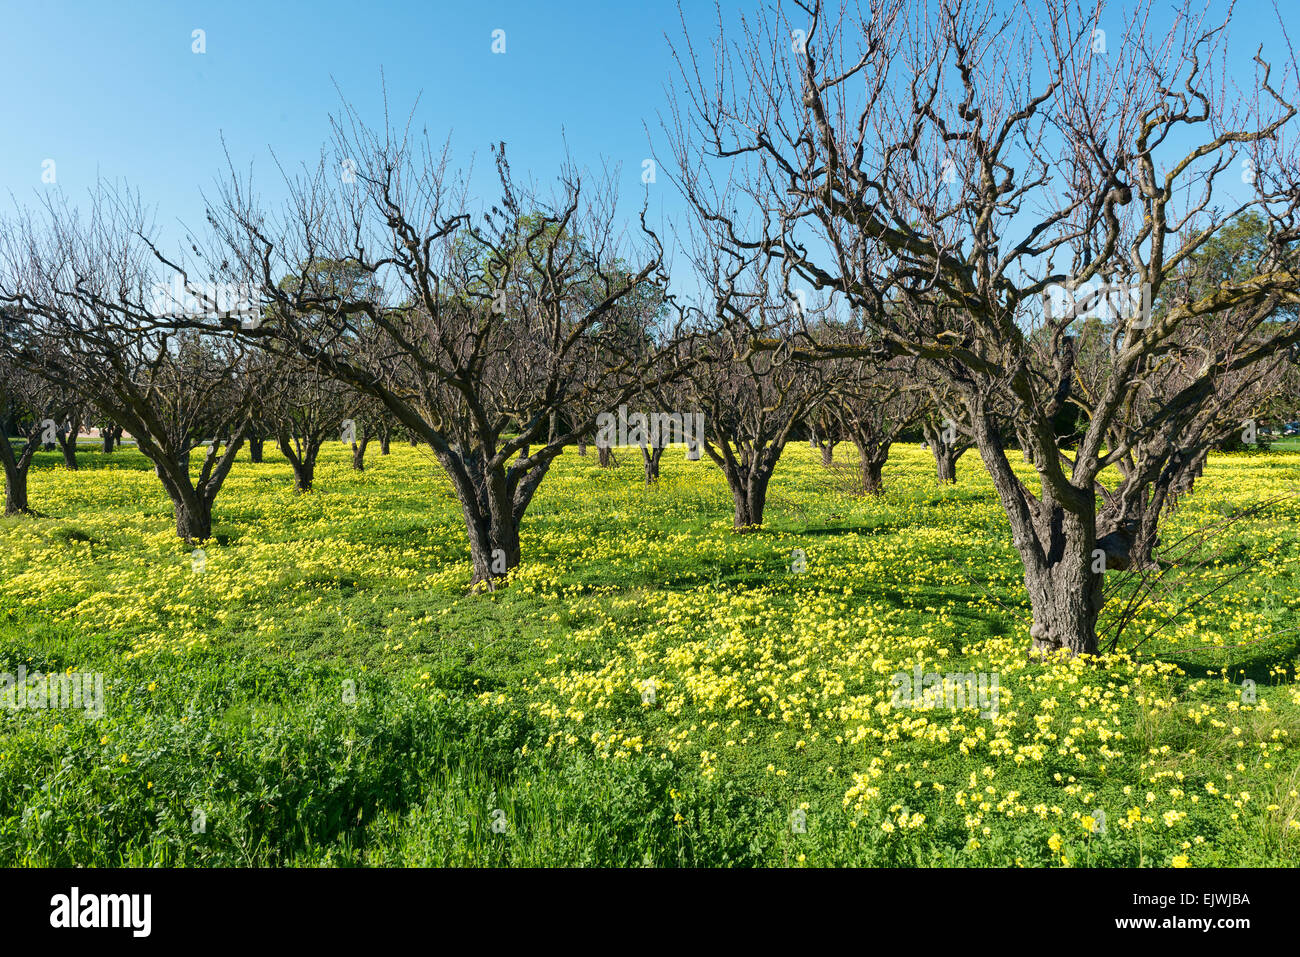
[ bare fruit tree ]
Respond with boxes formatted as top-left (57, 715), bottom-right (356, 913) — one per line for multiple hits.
top-left (264, 356), bottom-right (354, 493)
top-left (0, 350), bottom-right (74, 516)
top-left (0, 193), bottom-right (257, 542)
top-left (668, 0), bottom-right (1300, 655)
top-left (829, 353), bottom-right (927, 495)
top-left (676, 244), bottom-right (826, 530)
top-left (200, 114), bottom-right (692, 586)
top-left (806, 399), bottom-right (842, 466)
top-left (919, 378), bottom-right (976, 486)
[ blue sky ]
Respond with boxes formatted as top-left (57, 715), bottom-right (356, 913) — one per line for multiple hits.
top-left (1, 1), bottom-right (717, 245)
top-left (1, 0), bottom-right (1296, 288)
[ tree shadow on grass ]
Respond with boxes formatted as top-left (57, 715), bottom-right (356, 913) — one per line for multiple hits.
top-left (1140, 629), bottom-right (1300, 687)
top-left (799, 523), bottom-right (900, 537)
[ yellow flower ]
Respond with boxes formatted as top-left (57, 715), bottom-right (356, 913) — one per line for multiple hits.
top-left (1171, 855), bottom-right (1190, 868)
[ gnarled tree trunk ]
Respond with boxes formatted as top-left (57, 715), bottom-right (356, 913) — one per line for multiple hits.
top-left (57, 428), bottom-right (78, 471)
top-left (277, 433), bottom-right (321, 492)
top-left (147, 430), bottom-right (247, 544)
top-left (715, 450), bottom-right (776, 530)
top-left (974, 416), bottom-right (1102, 657)
top-left (728, 472), bottom-right (771, 529)
top-left (4, 469), bottom-right (30, 515)
top-left (1, 426), bottom-right (38, 516)
top-left (351, 432), bottom-right (370, 471)
top-left (922, 419), bottom-right (969, 485)
top-left (437, 445), bottom-right (555, 587)
top-left (640, 444), bottom-right (664, 484)
top-left (1117, 446), bottom-right (1209, 570)
top-left (1022, 515), bottom-right (1104, 658)
top-left (855, 440), bottom-right (889, 495)
top-left (172, 495), bottom-right (213, 542)
top-left (933, 444), bottom-right (960, 484)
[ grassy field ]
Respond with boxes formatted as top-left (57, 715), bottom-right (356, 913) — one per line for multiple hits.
top-left (1, 439), bottom-right (1298, 867)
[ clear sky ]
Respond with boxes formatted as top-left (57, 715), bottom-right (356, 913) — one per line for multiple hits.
top-left (1, 1), bottom-right (1296, 278)
top-left (0, 1), bottom-right (722, 247)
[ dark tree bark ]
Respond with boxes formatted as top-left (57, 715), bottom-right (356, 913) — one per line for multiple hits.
top-left (921, 419), bottom-right (972, 485)
top-left (4, 468), bottom-right (29, 515)
top-left (0, 423), bottom-right (39, 516)
top-left (56, 428), bottom-right (78, 470)
top-left (172, 494), bottom-right (213, 542)
top-left (149, 429), bottom-right (248, 544)
top-left (248, 435), bottom-right (264, 463)
top-left (436, 445), bottom-right (557, 586)
top-left (972, 412), bottom-right (1104, 657)
top-left (725, 462), bottom-right (773, 529)
top-left (150, 431), bottom-right (252, 543)
top-left (1128, 494), bottom-right (1160, 571)
top-left (277, 432), bottom-right (321, 492)
top-left (351, 430), bottom-right (371, 471)
top-left (856, 441), bottom-right (889, 495)
top-left (640, 443), bottom-right (664, 484)
top-left (52, 411), bottom-right (83, 470)
top-left (1122, 446), bottom-right (1209, 569)
top-left (934, 445), bottom-right (958, 484)
top-left (707, 442), bottom-right (781, 531)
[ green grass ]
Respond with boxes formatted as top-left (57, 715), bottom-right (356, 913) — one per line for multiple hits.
top-left (1, 440), bottom-right (1298, 866)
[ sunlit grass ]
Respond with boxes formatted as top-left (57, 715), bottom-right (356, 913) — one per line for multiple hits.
top-left (1, 439), bottom-right (1297, 866)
